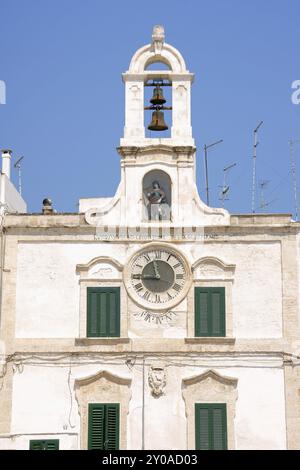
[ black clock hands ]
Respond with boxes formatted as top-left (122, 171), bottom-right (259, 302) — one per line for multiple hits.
top-left (153, 260), bottom-right (160, 279)
top-left (132, 273), bottom-right (158, 280)
top-left (132, 261), bottom-right (161, 280)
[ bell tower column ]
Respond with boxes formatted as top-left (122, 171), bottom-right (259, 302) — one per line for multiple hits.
top-left (123, 77), bottom-right (145, 140)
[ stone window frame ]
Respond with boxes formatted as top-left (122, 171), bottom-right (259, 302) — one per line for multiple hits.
top-left (187, 257), bottom-right (235, 339)
top-left (182, 369), bottom-right (238, 450)
top-left (76, 256), bottom-right (128, 338)
top-left (74, 370), bottom-right (131, 450)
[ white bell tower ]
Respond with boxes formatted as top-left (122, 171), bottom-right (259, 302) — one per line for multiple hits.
top-left (82, 26), bottom-right (229, 227)
top-left (121, 25), bottom-right (194, 147)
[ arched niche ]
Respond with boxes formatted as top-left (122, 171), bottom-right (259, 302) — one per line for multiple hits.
top-left (142, 169), bottom-right (172, 221)
top-left (75, 370), bottom-right (132, 450)
top-left (182, 369), bottom-right (238, 450)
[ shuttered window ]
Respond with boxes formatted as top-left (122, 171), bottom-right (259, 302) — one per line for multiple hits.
top-left (88, 403), bottom-right (119, 450)
top-left (87, 287), bottom-right (120, 337)
top-left (29, 440), bottom-right (59, 450)
top-left (195, 287), bottom-right (225, 337)
top-left (195, 403), bottom-right (227, 450)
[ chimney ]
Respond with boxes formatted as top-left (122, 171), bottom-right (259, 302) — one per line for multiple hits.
top-left (1, 149), bottom-right (12, 179)
top-left (42, 198), bottom-right (54, 214)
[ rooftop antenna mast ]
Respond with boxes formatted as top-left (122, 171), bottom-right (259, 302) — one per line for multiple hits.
top-left (289, 139), bottom-right (300, 221)
top-left (14, 156), bottom-right (24, 196)
top-left (251, 121), bottom-right (263, 213)
top-left (204, 139), bottom-right (223, 206)
top-left (219, 162), bottom-right (237, 207)
top-left (259, 179), bottom-right (271, 211)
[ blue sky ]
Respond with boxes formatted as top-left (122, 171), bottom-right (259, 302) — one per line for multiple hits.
top-left (0, 0), bottom-right (299, 215)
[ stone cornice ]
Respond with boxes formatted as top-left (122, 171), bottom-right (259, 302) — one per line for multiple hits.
top-left (117, 144), bottom-right (196, 158)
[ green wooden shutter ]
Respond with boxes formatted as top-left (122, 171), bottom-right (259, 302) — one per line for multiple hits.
top-left (196, 407), bottom-right (210, 450)
top-left (88, 403), bottom-right (119, 450)
top-left (195, 404), bottom-right (227, 450)
top-left (87, 288), bottom-right (120, 337)
top-left (107, 292), bottom-right (119, 337)
top-left (195, 287), bottom-right (225, 337)
top-left (105, 404), bottom-right (120, 450)
top-left (212, 406), bottom-right (227, 450)
top-left (29, 439), bottom-right (59, 450)
top-left (195, 288), bottom-right (209, 336)
top-left (88, 404), bottom-right (105, 450)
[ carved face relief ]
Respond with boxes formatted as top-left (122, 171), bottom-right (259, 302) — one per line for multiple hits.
top-left (148, 365), bottom-right (166, 397)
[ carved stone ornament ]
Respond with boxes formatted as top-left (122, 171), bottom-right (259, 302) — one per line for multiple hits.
top-left (152, 25), bottom-right (165, 53)
top-left (148, 364), bottom-right (166, 397)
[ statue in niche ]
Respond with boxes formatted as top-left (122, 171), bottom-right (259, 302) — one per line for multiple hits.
top-left (146, 180), bottom-right (169, 220)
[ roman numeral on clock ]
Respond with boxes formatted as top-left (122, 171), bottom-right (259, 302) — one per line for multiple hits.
top-left (176, 273), bottom-right (184, 279)
top-left (143, 291), bottom-right (150, 300)
top-left (155, 294), bottom-right (161, 303)
top-left (154, 251), bottom-right (162, 259)
top-left (143, 254), bottom-right (151, 262)
top-left (173, 283), bottom-right (182, 292)
top-left (134, 283), bottom-right (143, 292)
top-left (173, 262), bottom-right (181, 269)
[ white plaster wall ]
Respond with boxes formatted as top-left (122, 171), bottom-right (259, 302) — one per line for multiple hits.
top-left (296, 233), bottom-right (300, 329)
top-left (15, 242), bottom-right (129, 338)
top-left (8, 361), bottom-right (286, 450)
top-left (189, 241), bottom-right (283, 338)
top-left (233, 367), bottom-right (286, 449)
top-left (11, 365), bottom-right (80, 435)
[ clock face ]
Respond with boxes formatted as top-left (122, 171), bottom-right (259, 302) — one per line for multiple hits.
top-left (124, 245), bottom-right (191, 311)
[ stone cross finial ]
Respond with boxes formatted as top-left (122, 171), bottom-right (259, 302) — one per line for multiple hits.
top-left (152, 25), bottom-right (165, 53)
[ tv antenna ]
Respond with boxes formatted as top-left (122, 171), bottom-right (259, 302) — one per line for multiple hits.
top-left (219, 162), bottom-right (237, 207)
top-left (251, 121), bottom-right (263, 213)
top-left (258, 179), bottom-right (276, 211)
top-left (289, 139), bottom-right (300, 221)
top-left (204, 139), bottom-right (223, 205)
top-left (14, 156), bottom-right (24, 195)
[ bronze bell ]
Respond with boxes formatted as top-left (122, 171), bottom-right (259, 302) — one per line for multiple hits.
top-left (148, 110), bottom-right (168, 131)
top-left (150, 86), bottom-right (166, 105)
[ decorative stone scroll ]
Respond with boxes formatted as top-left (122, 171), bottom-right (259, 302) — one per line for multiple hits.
top-left (148, 364), bottom-right (167, 397)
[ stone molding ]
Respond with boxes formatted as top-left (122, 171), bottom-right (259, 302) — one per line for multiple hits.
top-left (192, 257), bottom-right (236, 282)
top-left (127, 40), bottom-right (187, 74)
top-left (76, 256), bottom-right (123, 275)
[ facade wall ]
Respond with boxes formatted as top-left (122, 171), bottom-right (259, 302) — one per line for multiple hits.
top-left (15, 240), bottom-right (282, 339)
top-left (0, 360), bottom-right (286, 450)
top-left (0, 217), bottom-right (297, 449)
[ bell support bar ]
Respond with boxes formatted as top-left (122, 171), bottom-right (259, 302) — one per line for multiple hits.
top-left (144, 82), bottom-right (172, 87)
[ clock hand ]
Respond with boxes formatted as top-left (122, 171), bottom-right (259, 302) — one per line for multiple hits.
top-left (132, 274), bottom-right (160, 280)
top-left (153, 260), bottom-right (160, 279)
